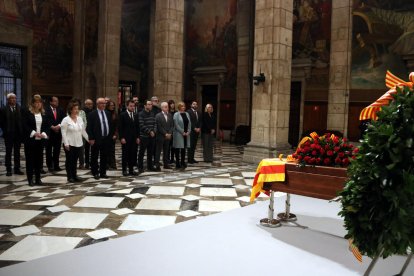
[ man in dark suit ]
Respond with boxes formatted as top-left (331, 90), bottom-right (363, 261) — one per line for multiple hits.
top-left (119, 100), bottom-right (140, 176)
top-left (83, 98), bottom-right (94, 169)
top-left (187, 100), bottom-right (201, 163)
top-left (0, 93), bottom-right (24, 176)
top-left (155, 102), bottom-right (174, 170)
top-left (45, 96), bottom-right (65, 172)
top-left (138, 100), bottom-right (157, 173)
top-left (87, 97), bottom-right (115, 179)
top-left (132, 95), bottom-right (144, 115)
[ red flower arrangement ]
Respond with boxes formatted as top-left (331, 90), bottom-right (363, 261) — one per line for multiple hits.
top-left (292, 132), bottom-right (358, 167)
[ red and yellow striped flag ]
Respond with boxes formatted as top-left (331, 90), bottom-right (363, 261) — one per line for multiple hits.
top-left (250, 159), bottom-right (285, 202)
top-left (348, 239), bottom-right (362, 263)
top-left (360, 71), bottom-right (414, 121)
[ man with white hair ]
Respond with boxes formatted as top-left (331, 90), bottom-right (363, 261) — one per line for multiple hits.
top-left (0, 93), bottom-right (24, 176)
top-left (155, 102), bottom-right (174, 170)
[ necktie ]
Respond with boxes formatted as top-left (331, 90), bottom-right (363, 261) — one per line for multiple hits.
top-left (194, 110), bottom-right (198, 121)
top-left (53, 108), bottom-right (57, 120)
top-left (11, 106), bottom-right (15, 112)
top-left (164, 112), bottom-right (167, 122)
top-left (101, 110), bottom-right (108, 136)
top-left (130, 112), bottom-right (134, 121)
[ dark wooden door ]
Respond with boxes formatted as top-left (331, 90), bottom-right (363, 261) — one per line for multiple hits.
top-left (288, 82), bottom-right (302, 147)
top-left (303, 101), bottom-right (328, 133)
top-left (348, 103), bottom-right (367, 141)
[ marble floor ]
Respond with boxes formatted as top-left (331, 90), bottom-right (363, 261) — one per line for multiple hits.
top-left (0, 139), bottom-right (271, 267)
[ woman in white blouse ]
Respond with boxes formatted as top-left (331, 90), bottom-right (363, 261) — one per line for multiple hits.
top-left (61, 100), bottom-right (89, 183)
top-left (22, 94), bottom-right (50, 186)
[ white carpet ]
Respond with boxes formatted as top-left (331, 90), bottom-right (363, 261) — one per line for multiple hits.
top-left (0, 195), bottom-right (412, 276)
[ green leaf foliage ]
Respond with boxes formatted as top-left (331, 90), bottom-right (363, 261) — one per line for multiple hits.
top-left (339, 86), bottom-right (414, 258)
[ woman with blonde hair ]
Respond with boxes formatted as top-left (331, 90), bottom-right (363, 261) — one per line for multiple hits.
top-left (22, 94), bottom-right (50, 186)
top-left (173, 102), bottom-right (191, 169)
top-left (201, 104), bottom-right (216, 163)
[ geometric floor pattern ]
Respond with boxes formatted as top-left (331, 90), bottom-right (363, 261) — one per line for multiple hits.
top-left (0, 139), bottom-right (272, 267)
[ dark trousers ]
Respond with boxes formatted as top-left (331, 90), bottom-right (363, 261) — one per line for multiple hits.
top-left (188, 132), bottom-right (199, 162)
top-left (202, 133), bottom-right (214, 162)
top-left (122, 141), bottom-right (137, 172)
top-left (138, 137), bottom-right (155, 170)
top-left (64, 146), bottom-right (81, 180)
top-left (169, 137), bottom-right (175, 162)
top-left (79, 141), bottom-right (85, 166)
top-left (175, 148), bottom-right (186, 167)
top-left (25, 140), bottom-right (44, 181)
top-left (46, 132), bottom-right (62, 169)
top-left (84, 139), bottom-right (90, 166)
top-left (107, 139), bottom-right (117, 169)
top-left (4, 134), bottom-right (21, 172)
top-left (155, 137), bottom-right (170, 167)
top-left (91, 137), bottom-right (111, 176)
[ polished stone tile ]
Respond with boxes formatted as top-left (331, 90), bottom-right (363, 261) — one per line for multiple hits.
top-left (200, 178), bottom-right (233, 186)
top-left (11, 186), bottom-right (38, 192)
top-left (10, 225), bottom-right (40, 236)
top-left (113, 181), bottom-right (131, 186)
top-left (176, 210), bottom-right (201, 218)
top-left (185, 184), bottom-right (202, 188)
top-left (44, 212), bottom-right (108, 229)
top-left (41, 176), bottom-right (68, 184)
top-left (106, 188), bottom-right (133, 194)
top-left (95, 184), bottom-right (112, 189)
top-left (217, 173), bottom-right (231, 177)
top-left (180, 195), bottom-right (201, 201)
top-left (200, 188), bottom-right (237, 197)
top-left (233, 184), bottom-right (250, 190)
top-left (0, 236), bottom-right (83, 261)
top-left (26, 199), bottom-right (64, 206)
top-left (47, 205), bottom-right (70, 213)
top-left (0, 175), bottom-right (26, 182)
top-left (169, 180), bottom-right (187, 185)
top-left (51, 189), bottom-right (72, 195)
top-left (236, 196), bottom-right (251, 203)
top-left (74, 196), bottom-right (124, 209)
top-left (230, 176), bottom-right (243, 180)
top-left (198, 200), bottom-right (241, 212)
top-left (110, 208), bottom-right (134, 216)
top-left (86, 228), bottom-right (117, 240)
top-left (241, 172), bottom-right (256, 178)
top-left (0, 209), bottom-right (43, 226)
top-left (2, 195), bottom-right (25, 201)
top-left (135, 198), bottom-right (182, 211)
top-left (29, 192), bottom-right (49, 198)
top-left (146, 186), bottom-right (185, 196)
top-left (244, 179), bottom-right (254, 186)
top-left (125, 193), bottom-right (146, 199)
top-left (118, 215), bottom-right (176, 232)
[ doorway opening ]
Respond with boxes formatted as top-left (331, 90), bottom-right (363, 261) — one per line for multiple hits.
top-left (0, 45), bottom-right (24, 107)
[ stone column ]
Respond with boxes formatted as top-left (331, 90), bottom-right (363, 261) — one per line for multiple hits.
top-left (327, 0), bottom-right (352, 136)
top-left (235, 0), bottom-right (253, 127)
top-left (243, 0), bottom-right (293, 163)
top-left (152, 0), bottom-right (185, 103)
top-left (96, 0), bottom-right (122, 101)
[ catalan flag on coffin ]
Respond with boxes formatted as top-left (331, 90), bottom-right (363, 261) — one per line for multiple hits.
top-left (359, 71), bottom-right (414, 121)
top-left (250, 159), bottom-right (285, 202)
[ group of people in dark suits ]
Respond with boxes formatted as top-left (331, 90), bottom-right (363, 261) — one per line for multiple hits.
top-left (0, 93), bottom-right (217, 185)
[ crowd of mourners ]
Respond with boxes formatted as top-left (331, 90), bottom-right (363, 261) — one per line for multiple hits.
top-left (0, 93), bottom-right (217, 186)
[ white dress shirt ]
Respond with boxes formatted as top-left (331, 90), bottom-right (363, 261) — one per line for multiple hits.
top-left (61, 116), bottom-right (89, 147)
top-left (30, 113), bottom-right (48, 140)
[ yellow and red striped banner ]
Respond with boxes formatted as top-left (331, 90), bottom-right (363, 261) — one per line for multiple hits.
top-left (250, 159), bottom-right (285, 202)
top-left (359, 71), bottom-right (414, 121)
top-left (348, 239), bottom-right (363, 263)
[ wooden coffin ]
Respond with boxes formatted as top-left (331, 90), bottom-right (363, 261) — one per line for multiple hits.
top-left (264, 163), bottom-right (347, 200)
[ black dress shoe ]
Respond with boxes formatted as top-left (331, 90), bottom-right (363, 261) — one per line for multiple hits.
top-left (182, 163), bottom-right (187, 168)
top-left (100, 174), bottom-right (109, 178)
top-left (74, 177), bottom-right (82, 182)
top-left (85, 164), bottom-right (90, 169)
top-left (138, 169), bottom-right (144, 174)
top-left (94, 174), bottom-right (100, 180)
top-left (122, 171), bottom-right (129, 176)
top-left (28, 180), bottom-right (34, 186)
top-left (188, 160), bottom-right (195, 164)
top-left (192, 160), bottom-right (199, 163)
top-left (68, 178), bottom-right (75, 183)
top-left (41, 169), bottom-right (47, 174)
top-left (155, 167), bottom-right (161, 172)
top-left (129, 171), bottom-right (138, 176)
top-left (35, 179), bottom-right (43, 185)
top-left (14, 170), bottom-right (24, 175)
top-left (54, 167), bottom-right (63, 172)
top-left (6, 171), bottom-right (12, 176)
top-left (164, 165), bottom-right (172, 169)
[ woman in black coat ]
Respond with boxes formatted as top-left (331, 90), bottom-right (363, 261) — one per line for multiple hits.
top-left (201, 104), bottom-right (216, 163)
top-left (22, 94), bottom-right (50, 186)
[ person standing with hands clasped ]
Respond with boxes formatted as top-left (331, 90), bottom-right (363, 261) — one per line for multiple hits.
top-left (119, 100), bottom-right (140, 176)
top-left (138, 100), bottom-right (157, 173)
top-left (173, 102), bottom-right (191, 170)
top-left (155, 102), bottom-right (174, 170)
top-left (187, 101), bottom-right (201, 164)
top-left (61, 101), bottom-right (89, 183)
top-left (201, 104), bottom-right (216, 163)
top-left (22, 94), bottom-right (50, 186)
top-left (87, 98), bottom-right (115, 180)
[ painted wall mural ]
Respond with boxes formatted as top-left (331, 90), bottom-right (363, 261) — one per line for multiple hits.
top-left (185, 0), bottom-right (238, 99)
top-left (292, 0), bottom-right (332, 88)
top-left (351, 0), bottom-right (413, 89)
top-left (119, 0), bottom-right (151, 95)
top-left (0, 0), bottom-right (74, 95)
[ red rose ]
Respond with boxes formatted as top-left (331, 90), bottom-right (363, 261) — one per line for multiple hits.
top-left (304, 156), bottom-right (311, 162)
top-left (353, 148), bottom-right (359, 154)
top-left (324, 158), bottom-right (331, 165)
top-left (312, 150), bottom-right (317, 156)
top-left (334, 146), bottom-right (340, 152)
top-left (343, 137), bottom-right (348, 142)
top-left (338, 152), bottom-right (345, 158)
top-left (297, 155), bottom-right (303, 161)
top-left (309, 158), bottom-right (315, 164)
top-left (327, 150), bottom-right (334, 156)
top-left (335, 157), bottom-right (341, 164)
top-left (316, 144), bottom-right (321, 150)
top-left (316, 158), bottom-right (321, 164)
top-left (325, 145), bottom-right (330, 150)
top-left (310, 144), bottom-right (316, 149)
top-left (319, 148), bottom-right (325, 155)
top-left (333, 137), bottom-right (339, 144)
top-left (342, 158), bottom-right (350, 166)
top-left (305, 141), bottom-right (310, 146)
top-left (352, 155), bottom-right (356, 160)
